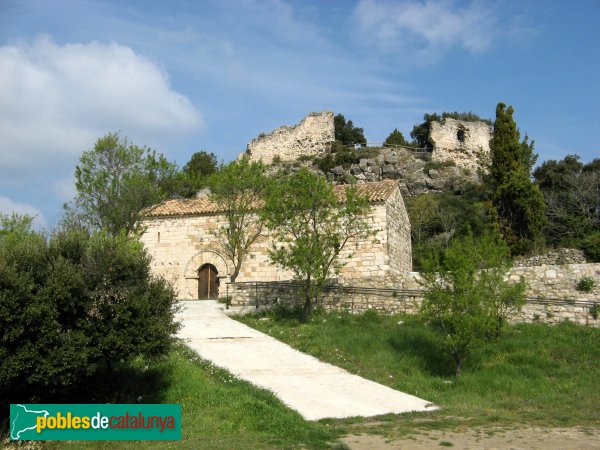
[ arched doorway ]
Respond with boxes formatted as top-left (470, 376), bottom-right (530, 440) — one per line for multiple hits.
top-left (198, 263), bottom-right (219, 299)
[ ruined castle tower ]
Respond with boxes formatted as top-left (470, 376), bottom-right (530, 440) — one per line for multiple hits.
top-left (241, 111), bottom-right (334, 164)
top-left (429, 118), bottom-right (492, 173)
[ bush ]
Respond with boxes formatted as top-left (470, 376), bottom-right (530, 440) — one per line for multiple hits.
top-left (576, 276), bottom-right (596, 292)
top-left (420, 232), bottom-right (526, 376)
top-left (590, 304), bottom-right (599, 320)
top-left (581, 231), bottom-right (600, 262)
top-left (424, 160), bottom-right (456, 172)
top-left (0, 215), bottom-right (179, 406)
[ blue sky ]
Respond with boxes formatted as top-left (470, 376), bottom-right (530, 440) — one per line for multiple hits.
top-left (1, 0), bottom-right (598, 229)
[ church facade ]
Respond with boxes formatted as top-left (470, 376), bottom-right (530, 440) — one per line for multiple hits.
top-left (139, 180), bottom-right (411, 300)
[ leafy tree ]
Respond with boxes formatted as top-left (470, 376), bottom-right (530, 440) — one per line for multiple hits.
top-left (0, 215), bottom-right (179, 405)
top-left (406, 192), bottom-right (496, 270)
top-left (410, 113), bottom-right (441, 150)
top-left (65, 132), bottom-right (179, 235)
top-left (384, 128), bottom-right (409, 147)
top-left (581, 232), bottom-right (600, 262)
top-left (419, 232), bottom-right (525, 376)
top-left (534, 155), bottom-right (600, 254)
top-left (488, 103), bottom-right (545, 254)
top-left (178, 151), bottom-right (218, 197)
top-left (208, 156), bottom-right (270, 282)
top-left (263, 169), bottom-right (372, 322)
top-left (334, 114), bottom-right (367, 147)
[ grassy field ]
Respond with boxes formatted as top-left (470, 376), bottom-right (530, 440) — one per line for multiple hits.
top-left (236, 308), bottom-right (600, 436)
top-left (4, 310), bottom-right (599, 448)
top-left (2, 342), bottom-right (344, 450)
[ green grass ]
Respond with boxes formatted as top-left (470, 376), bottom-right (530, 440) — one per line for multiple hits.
top-left (236, 308), bottom-right (600, 435)
top-left (3, 341), bottom-right (342, 449)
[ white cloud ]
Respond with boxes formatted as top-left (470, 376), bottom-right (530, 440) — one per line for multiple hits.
top-left (0, 196), bottom-right (48, 231)
top-left (353, 0), bottom-right (521, 63)
top-left (0, 36), bottom-right (204, 177)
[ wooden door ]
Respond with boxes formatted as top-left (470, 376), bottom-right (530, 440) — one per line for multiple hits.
top-left (198, 264), bottom-right (219, 299)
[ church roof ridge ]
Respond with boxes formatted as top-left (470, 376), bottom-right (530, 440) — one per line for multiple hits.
top-left (141, 180), bottom-right (398, 218)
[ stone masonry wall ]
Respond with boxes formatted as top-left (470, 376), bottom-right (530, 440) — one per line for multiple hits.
top-left (386, 188), bottom-right (412, 272)
top-left (228, 263), bottom-right (600, 327)
top-left (140, 201), bottom-right (408, 299)
top-left (243, 111), bottom-right (334, 164)
top-left (514, 248), bottom-right (586, 267)
top-left (430, 118), bottom-right (492, 172)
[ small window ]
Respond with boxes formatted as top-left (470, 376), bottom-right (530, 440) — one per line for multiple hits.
top-left (457, 129), bottom-right (466, 143)
top-left (157, 232), bottom-right (161, 243)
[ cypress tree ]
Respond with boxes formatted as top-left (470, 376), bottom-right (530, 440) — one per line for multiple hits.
top-left (490, 103), bottom-right (545, 254)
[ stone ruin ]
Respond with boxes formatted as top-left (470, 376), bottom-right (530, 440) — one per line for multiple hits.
top-left (429, 118), bottom-right (492, 173)
top-left (241, 111), bottom-right (334, 164)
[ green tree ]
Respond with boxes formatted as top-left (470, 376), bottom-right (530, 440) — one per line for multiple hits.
top-left (384, 128), bottom-right (409, 147)
top-left (263, 169), bottom-right (372, 322)
top-left (208, 156), bottom-right (270, 282)
top-left (406, 192), bottom-right (496, 270)
top-left (0, 215), bottom-right (179, 405)
top-left (178, 151), bottom-right (218, 197)
top-left (419, 232), bottom-right (525, 376)
top-left (534, 155), bottom-right (600, 253)
top-left (65, 132), bottom-right (179, 235)
top-left (410, 113), bottom-right (441, 150)
top-left (488, 103), bottom-right (545, 254)
top-left (334, 114), bottom-right (367, 147)
top-left (78, 231), bottom-right (178, 368)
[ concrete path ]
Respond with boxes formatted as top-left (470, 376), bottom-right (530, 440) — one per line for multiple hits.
top-left (175, 300), bottom-right (437, 421)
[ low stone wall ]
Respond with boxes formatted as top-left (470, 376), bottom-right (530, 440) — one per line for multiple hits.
top-left (514, 249), bottom-right (586, 267)
top-left (226, 263), bottom-right (600, 327)
top-left (226, 281), bottom-right (423, 314)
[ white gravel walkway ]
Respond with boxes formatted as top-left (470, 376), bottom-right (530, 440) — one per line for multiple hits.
top-left (176, 300), bottom-right (437, 421)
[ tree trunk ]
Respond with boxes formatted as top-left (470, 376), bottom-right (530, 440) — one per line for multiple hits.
top-left (230, 261), bottom-right (242, 283)
top-left (454, 354), bottom-right (462, 377)
top-left (301, 279), bottom-right (312, 323)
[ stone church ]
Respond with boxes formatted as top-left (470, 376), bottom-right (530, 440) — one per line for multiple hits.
top-left (139, 180), bottom-right (412, 300)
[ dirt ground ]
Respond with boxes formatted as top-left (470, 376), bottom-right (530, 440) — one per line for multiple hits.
top-left (343, 427), bottom-right (600, 449)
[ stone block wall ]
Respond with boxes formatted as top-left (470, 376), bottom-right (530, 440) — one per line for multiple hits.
top-left (243, 111), bottom-right (334, 164)
top-left (430, 118), bottom-right (492, 172)
top-left (385, 188), bottom-right (412, 272)
top-left (514, 248), bottom-right (587, 267)
top-left (140, 201), bottom-right (403, 299)
top-left (227, 263), bottom-right (600, 327)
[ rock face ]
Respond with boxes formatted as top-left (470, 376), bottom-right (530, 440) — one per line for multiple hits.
top-left (243, 112), bottom-right (487, 197)
top-left (430, 118), bottom-right (492, 173)
top-left (312, 148), bottom-right (478, 198)
top-left (242, 111), bottom-right (334, 164)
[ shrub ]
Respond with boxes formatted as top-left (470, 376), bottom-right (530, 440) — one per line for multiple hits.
top-left (576, 276), bottom-right (596, 292)
top-left (590, 304), bottom-right (599, 320)
top-left (581, 232), bottom-right (600, 262)
top-left (424, 160), bottom-right (456, 172)
top-left (420, 232), bottom-right (526, 376)
top-left (0, 215), bottom-right (179, 405)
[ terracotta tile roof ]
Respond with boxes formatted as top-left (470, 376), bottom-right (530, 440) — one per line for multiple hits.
top-left (141, 180), bottom-right (398, 218)
top-left (334, 180), bottom-right (398, 203)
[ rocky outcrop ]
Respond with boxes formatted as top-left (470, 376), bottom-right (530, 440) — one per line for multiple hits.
top-left (315, 148), bottom-right (478, 197)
